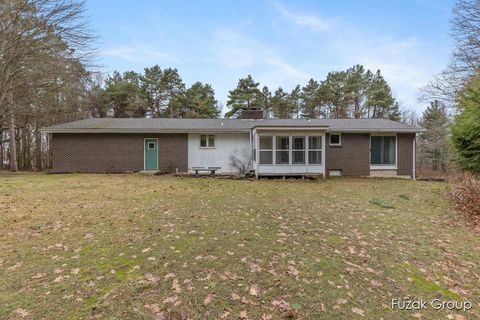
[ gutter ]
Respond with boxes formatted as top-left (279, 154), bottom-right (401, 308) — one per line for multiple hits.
top-left (40, 128), bottom-right (252, 134)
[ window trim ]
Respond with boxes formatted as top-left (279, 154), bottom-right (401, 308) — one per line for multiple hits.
top-left (256, 133), bottom-right (324, 166)
top-left (329, 133), bottom-right (342, 146)
top-left (275, 136), bottom-right (290, 165)
top-left (200, 134), bottom-right (215, 149)
top-left (292, 136), bottom-right (306, 165)
top-left (370, 133), bottom-right (398, 169)
top-left (259, 135), bottom-right (273, 165)
top-left (307, 135), bottom-right (323, 165)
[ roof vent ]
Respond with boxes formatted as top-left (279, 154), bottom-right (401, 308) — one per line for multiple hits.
top-left (221, 122), bottom-right (224, 126)
top-left (307, 119), bottom-right (311, 124)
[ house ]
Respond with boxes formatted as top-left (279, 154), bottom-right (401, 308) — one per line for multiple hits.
top-left (41, 111), bottom-right (423, 178)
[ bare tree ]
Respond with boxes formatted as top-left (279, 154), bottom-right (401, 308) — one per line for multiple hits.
top-left (422, 0), bottom-right (480, 106)
top-left (0, 0), bottom-right (96, 171)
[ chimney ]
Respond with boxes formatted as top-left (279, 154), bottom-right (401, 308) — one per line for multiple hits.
top-left (239, 108), bottom-right (264, 119)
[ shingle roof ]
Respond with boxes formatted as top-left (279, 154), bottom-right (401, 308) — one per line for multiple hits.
top-left (41, 118), bottom-right (423, 133)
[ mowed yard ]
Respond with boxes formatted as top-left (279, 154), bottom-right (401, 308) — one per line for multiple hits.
top-left (0, 173), bottom-right (479, 320)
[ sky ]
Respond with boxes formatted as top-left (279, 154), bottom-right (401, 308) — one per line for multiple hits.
top-left (86, 0), bottom-right (456, 115)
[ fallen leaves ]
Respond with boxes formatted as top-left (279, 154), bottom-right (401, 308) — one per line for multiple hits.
top-left (203, 293), bottom-right (214, 306)
top-left (351, 307), bottom-right (365, 317)
top-left (271, 300), bottom-right (292, 312)
top-left (14, 308), bottom-right (30, 318)
top-left (248, 284), bottom-right (259, 296)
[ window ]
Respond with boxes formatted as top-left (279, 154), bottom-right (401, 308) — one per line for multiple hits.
top-left (371, 136), bottom-right (396, 165)
top-left (148, 142), bottom-right (155, 149)
top-left (276, 136), bottom-right (289, 164)
top-left (200, 134), bottom-right (215, 148)
top-left (292, 136), bottom-right (305, 164)
top-left (330, 133), bottom-right (341, 146)
top-left (259, 136), bottom-right (273, 164)
top-left (308, 136), bottom-right (322, 164)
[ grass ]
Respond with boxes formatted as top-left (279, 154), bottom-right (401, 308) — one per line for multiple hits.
top-left (0, 172), bottom-right (479, 319)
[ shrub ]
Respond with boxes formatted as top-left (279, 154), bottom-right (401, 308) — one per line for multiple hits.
top-left (229, 148), bottom-right (252, 176)
top-left (450, 172), bottom-right (480, 225)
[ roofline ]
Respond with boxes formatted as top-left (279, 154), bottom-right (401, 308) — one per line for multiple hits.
top-left (40, 128), bottom-right (252, 134)
top-left (41, 126), bottom-right (424, 134)
top-left (327, 128), bottom-right (425, 133)
top-left (253, 126), bottom-right (329, 130)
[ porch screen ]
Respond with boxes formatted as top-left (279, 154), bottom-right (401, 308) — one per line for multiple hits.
top-left (292, 137), bottom-right (305, 164)
top-left (259, 136), bottom-right (273, 164)
top-left (276, 137), bottom-right (289, 164)
top-left (308, 136), bottom-right (322, 164)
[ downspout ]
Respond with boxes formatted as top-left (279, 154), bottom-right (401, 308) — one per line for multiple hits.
top-left (322, 133), bottom-right (326, 179)
top-left (413, 133), bottom-right (416, 180)
top-left (249, 129), bottom-right (252, 170)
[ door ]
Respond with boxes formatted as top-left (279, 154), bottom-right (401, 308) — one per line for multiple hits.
top-left (144, 138), bottom-right (158, 171)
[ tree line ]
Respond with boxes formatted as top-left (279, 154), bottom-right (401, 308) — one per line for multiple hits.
top-left (418, 0), bottom-right (480, 176)
top-left (226, 66), bottom-right (400, 120)
top-left (87, 67), bottom-right (220, 119)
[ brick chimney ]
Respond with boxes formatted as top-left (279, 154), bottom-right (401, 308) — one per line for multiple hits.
top-left (239, 108), bottom-right (264, 119)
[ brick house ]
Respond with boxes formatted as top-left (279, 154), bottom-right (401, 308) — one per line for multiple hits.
top-left (41, 114), bottom-right (423, 179)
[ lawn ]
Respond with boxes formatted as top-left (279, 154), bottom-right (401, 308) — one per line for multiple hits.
top-left (0, 173), bottom-right (479, 319)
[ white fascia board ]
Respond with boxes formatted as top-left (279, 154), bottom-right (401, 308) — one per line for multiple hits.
top-left (254, 126), bottom-right (328, 131)
top-left (325, 128), bottom-right (424, 133)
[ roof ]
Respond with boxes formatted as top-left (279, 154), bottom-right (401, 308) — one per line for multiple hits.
top-left (41, 118), bottom-right (423, 133)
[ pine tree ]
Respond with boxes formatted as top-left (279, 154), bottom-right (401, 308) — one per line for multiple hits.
top-left (365, 70), bottom-right (396, 119)
top-left (260, 86), bottom-right (272, 118)
top-left (344, 65), bottom-right (371, 118)
top-left (271, 87), bottom-right (293, 119)
top-left (170, 82), bottom-right (220, 118)
top-left (450, 74), bottom-right (480, 174)
top-left (140, 65), bottom-right (185, 117)
top-left (290, 85), bottom-right (301, 118)
top-left (321, 71), bottom-right (348, 118)
top-left (300, 79), bottom-right (321, 118)
top-left (104, 71), bottom-right (149, 117)
top-left (225, 75), bottom-right (262, 118)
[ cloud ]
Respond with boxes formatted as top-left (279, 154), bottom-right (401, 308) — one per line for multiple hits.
top-left (272, 2), bottom-right (332, 32)
top-left (212, 30), bottom-right (311, 87)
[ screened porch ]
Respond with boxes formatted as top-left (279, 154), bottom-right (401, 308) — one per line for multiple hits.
top-left (252, 129), bottom-right (326, 176)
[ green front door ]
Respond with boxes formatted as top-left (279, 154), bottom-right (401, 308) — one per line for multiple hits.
top-left (144, 138), bottom-right (158, 171)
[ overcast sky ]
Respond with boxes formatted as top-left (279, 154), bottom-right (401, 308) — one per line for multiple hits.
top-left (87, 0), bottom-right (455, 115)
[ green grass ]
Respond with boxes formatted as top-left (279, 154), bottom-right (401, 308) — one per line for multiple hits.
top-left (0, 172), bottom-right (479, 319)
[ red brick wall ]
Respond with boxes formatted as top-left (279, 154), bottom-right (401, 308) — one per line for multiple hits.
top-left (325, 133), bottom-right (370, 176)
top-left (51, 133), bottom-right (187, 173)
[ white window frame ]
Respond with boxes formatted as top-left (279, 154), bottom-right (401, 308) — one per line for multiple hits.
top-left (258, 135), bottom-right (273, 165)
top-left (275, 136), bottom-right (290, 165)
top-left (256, 133), bottom-right (324, 166)
top-left (370, 133), bottom-right (397, 170)
top-left (200, 134), bottom-right (215, 149)
top-left (329, 133), bottom-right (342, 146)
top-left (307, 135), bottom-right (323, 165)
top-left (292, 136), bottom-right (306, 165)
